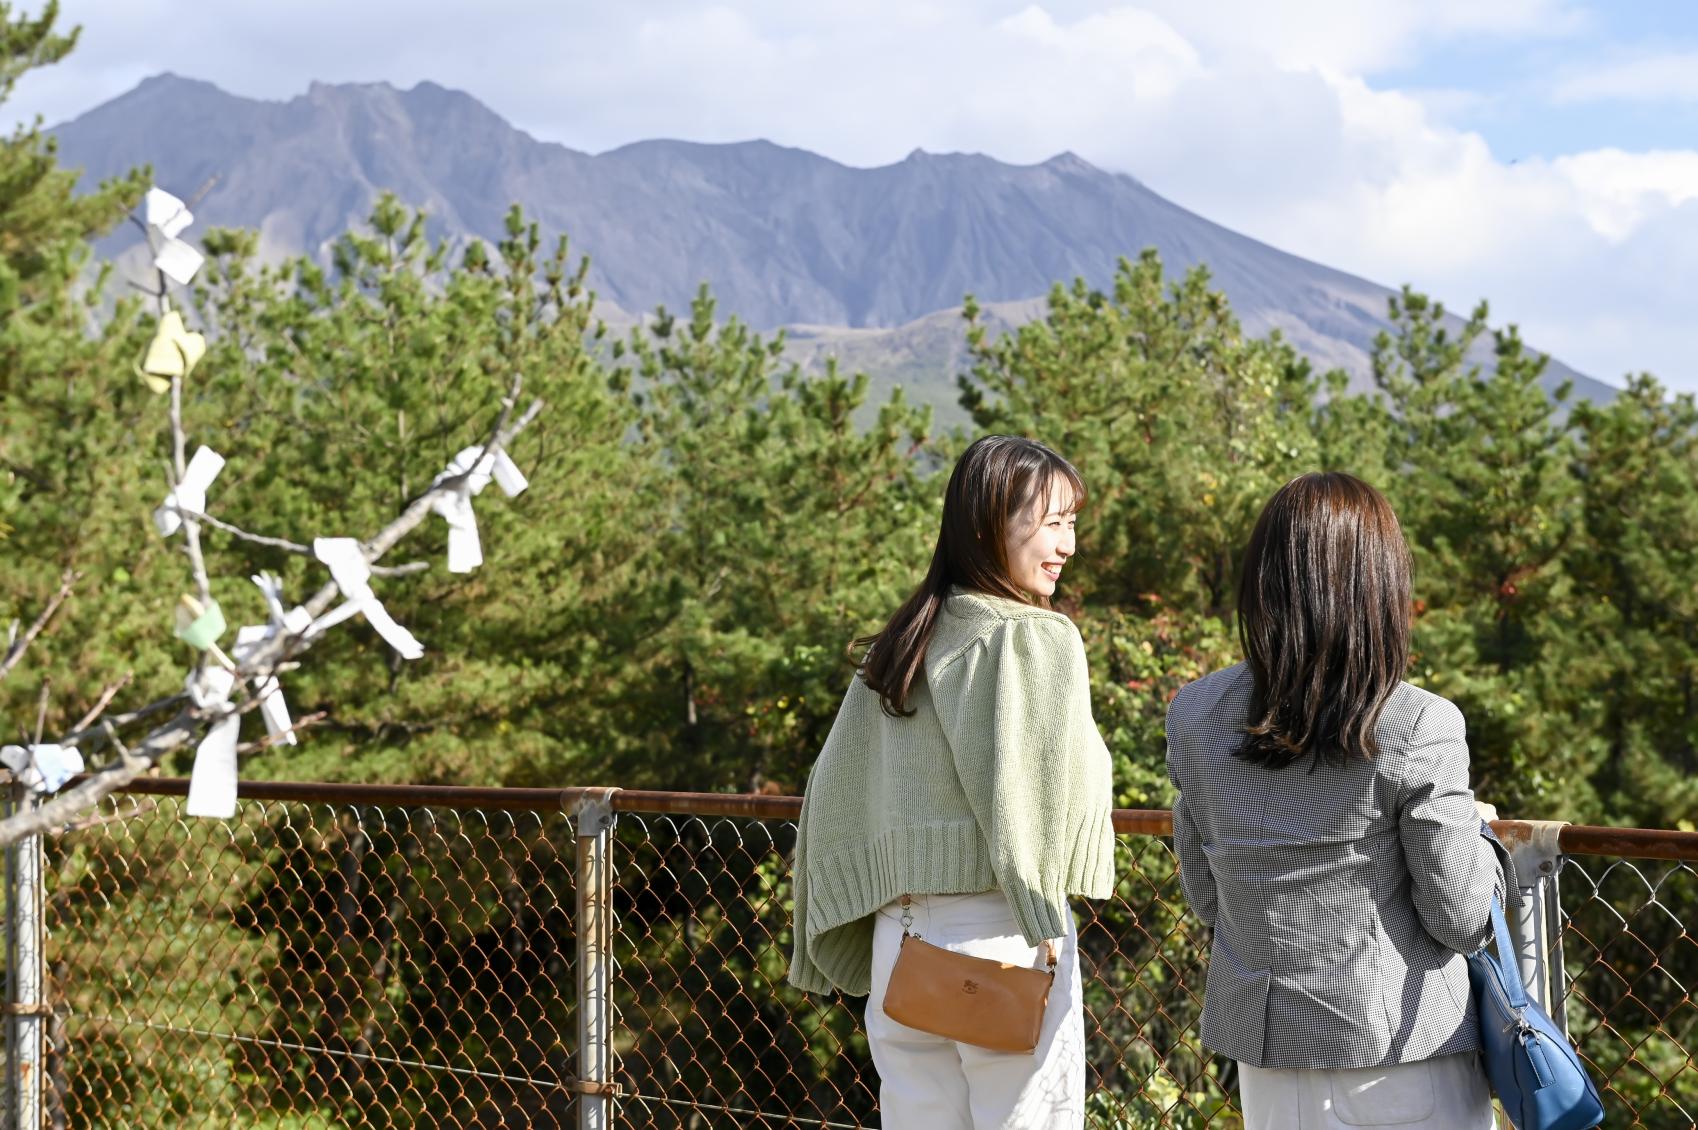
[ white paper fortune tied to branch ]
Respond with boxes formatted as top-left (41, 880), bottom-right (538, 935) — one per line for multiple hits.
top-left (154, 445), bottom-right (226, 537)
top-left (232, 623), bottom-right (297, 747)
top-left (184, 665), bottom-right (241, 818)
top-left (429, 444), bottom-right (530, 573)
top-left (144, 186), bottom-right (204, 286)
top-left (311, 537), bottom-right (425, 659)
top-left (144, 186), bottom-right (193, 239)
top-left (0, 743), bottom-right (85, 794)
top-left (252, 572), bottom-right (314, 636)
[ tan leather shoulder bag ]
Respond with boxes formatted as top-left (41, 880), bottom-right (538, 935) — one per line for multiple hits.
top-left (880, 894), bottom-right (1057, 1054)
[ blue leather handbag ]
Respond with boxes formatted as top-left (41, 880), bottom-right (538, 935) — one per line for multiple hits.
top-left (1469, 823), bottom-right (1604, 1130)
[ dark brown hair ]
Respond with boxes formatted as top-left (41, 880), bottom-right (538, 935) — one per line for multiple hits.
top-left (1236, 472), bottom-right (1412, 770)
top-left (855, 435), bottom-right (1086, 718)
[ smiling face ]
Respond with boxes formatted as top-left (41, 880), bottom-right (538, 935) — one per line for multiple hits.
top-left (1003, 477), bottom-right (1078, 600)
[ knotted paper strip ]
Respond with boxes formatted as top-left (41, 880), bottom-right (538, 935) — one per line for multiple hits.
top-left (252, 572), bottom-right (314, 636)
top-left (0, 743), bottom-right (85, 794)
top-left (232, 623), bottom-right (296, 747)
top-left (184, 665), bottom-right (241, 818)
top-left (429, 444), bottom-right (530, 573)
top-left (144, 186), bottom-right (203, 285)
top-left (154, 445), bottom-right (225, 537)
top-left (144, 187), bottom-right (193, 238)
top-left (311, 537), bottom-right (424, 659)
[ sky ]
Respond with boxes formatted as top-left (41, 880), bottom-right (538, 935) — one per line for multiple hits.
top-left (10, 0), bottom-right (1698, 390)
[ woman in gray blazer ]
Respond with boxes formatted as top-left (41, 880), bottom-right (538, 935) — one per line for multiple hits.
top-left (1166, 471), bottom-right (1501, 1129)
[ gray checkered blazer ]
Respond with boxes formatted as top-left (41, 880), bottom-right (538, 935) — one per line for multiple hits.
top-left (1165, 663), bottom-right (1503, 1070)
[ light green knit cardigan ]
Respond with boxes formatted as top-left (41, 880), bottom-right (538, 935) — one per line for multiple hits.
top-left (787, 589), bottom-right (1117, 996)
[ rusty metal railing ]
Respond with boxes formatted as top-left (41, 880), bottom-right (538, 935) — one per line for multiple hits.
top-left (2, 779), bottom-right (1694, 1126)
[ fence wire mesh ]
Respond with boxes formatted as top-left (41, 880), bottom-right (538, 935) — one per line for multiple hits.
top-left (41, 793), bottom-right (581, 1128)
top-left (1558, 855), bottom-right (1698, 1127)
top-left (0, 784), bottom-right (1687, 1127)
top-left (606, 816), bottom-right (1229, 1129)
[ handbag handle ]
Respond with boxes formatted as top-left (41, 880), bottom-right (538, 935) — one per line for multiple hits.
top-left (1479, 822), bottom-right (1529, 1010)
top-left (899, 894), bottom-right (1058, 974)
top-left (1485, 894), bottom-right (1529, 1010)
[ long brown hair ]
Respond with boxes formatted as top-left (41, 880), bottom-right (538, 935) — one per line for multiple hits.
top-left (855, 435), bottom-right (1086, 718)
top-left (1236, 472), bottom-right (1412, 769)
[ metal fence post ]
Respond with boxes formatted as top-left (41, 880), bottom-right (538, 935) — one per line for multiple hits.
top-left (5, 782), bottom-right (45, 1129)
top-left (575, 788), bottom-right (620, 1129)
top-left (1501, 820), bottom-right (1571, 1034)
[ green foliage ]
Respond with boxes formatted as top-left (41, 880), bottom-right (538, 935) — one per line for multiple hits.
top-left (0, 0), bottom-right (153, 729)
top-left (0, 3), bottom-right (146, 326)
top-left (599, 286), bottom-right (938, 791)
top-left (1568, 377), bottom-right (1698, 825)
top-left (962, 252), bottom-right (1318, 618)
top-left (958, 252), bottom-right (1314, 799)
top-left (1341, 290), bottom-right (1591, 815)
top-left (6, 7), bottom-right (1698, 1121)
top-left (185, 198), bottom-right (635, 786)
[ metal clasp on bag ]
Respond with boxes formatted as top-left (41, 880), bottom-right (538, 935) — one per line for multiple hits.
top-left (900, 894), bottom-right (919, 937)
top-left (900, 892), bottom-right (1059, 978)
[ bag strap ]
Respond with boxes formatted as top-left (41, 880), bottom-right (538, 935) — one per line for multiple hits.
top-left (1487, 894), bottom-right (1528, 1008)
top-left (1480, 818), bottom-right (1523, 915)
top-left (1479, 821), bottom-right (1529, 1009)
top-left (899, 894), bottom-right (1059, 975)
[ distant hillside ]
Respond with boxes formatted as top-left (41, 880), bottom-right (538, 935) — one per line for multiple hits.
top-left (51, 74), bottom-right (1614, 415)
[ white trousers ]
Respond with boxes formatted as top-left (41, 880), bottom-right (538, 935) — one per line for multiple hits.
top-left (1238, 1051), bottom-right (1495, 1129)
top-left (866, 891), bottom-right (1085, 1130)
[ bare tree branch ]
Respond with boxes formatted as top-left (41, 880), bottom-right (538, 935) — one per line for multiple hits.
top-left (371, 561), bottom-right (432, 579)
top-left (57, 695), bottom-right (187, 750)
top-left (185, 175), bottom-right (220, 211)
top-left (71, 675), bottom-right (133, 733)
top-left (0, 381), bottom-right (545, 849)
top-left (168, 373), bottom-right (215, 607)
top-left (164, 506), bottom-right (429, 576)
top-left (235, 710), bottom-right (328, 757)
top-left (173, 507), bottom-right (313, 554)
top-left (58, 795), bottom-right (160, 835)
top-left (0, 719), bottom-right (166, 846)
top-left (0, 570), bottom-right (77, 684)
top-left (33, 679), bottom-right (51, 745)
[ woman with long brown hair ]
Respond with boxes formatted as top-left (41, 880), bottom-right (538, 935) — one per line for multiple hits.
top-left (788, 435), bottom-right (1117, 1129)
top-left (1166, 471), bottom-right (1502, 1128)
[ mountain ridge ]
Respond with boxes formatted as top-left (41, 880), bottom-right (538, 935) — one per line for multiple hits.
top-left (50, 74), bottom-right (1614, 413)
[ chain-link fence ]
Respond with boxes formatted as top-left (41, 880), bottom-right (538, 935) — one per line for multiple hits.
top-left (36, 785), bottom-right (585, 1128)
top-left (0, 779), bottom-right (1694, 1127)
top-left (1559, 854), bottom-right (1698, 1125)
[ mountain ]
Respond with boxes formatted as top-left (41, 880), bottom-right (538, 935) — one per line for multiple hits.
top-left (50, 74), bottom-right (1615, 418)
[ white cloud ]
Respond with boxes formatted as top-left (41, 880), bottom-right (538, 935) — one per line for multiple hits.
top-left (1554, 51), bottom-right (1698, 104)
top-left (1554, 149), bottom-right (1698, 240)
top-left (1132, 0), bottom-right (1586, 72)
top-left (994, 5), bottom-right (1199, 98)
top-left (1118, 61), bottom-right (1698, 386)
top-left (5, 0), bottom-right (1697, 388)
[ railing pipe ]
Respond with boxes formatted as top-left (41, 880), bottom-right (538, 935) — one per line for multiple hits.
top-left (5, 783), bottom-right (45, 1130)
top-left (76, 778), bottom-right (1698, 862)
top-left (574, 788), bottom-right (620, 1129)
top-left (1498, 820), bottom-right (1570, 1029)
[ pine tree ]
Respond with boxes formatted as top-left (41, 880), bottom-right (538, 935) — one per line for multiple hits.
top-left (1571, 377), bottom-right (1698, 825)
top-left (607, 285), bottom-right (938, 791)
top-left (0, 0), bottom-right (150, 733)
top-left (960, 250), bottom-right (1319, 618)
top-left (1371, 289), bottom-right (1588, 813)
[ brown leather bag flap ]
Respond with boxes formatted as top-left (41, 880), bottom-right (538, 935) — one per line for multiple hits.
top-left (881, 934), bottom-right (1053, 1054)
